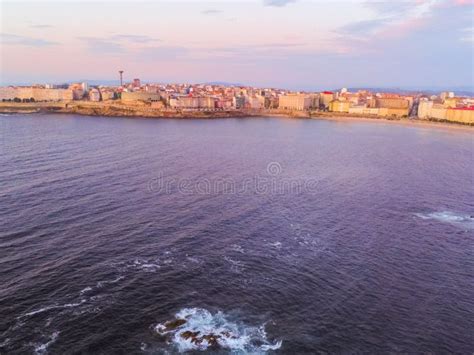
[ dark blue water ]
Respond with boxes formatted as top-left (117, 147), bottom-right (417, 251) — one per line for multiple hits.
top-left (0, 114), bottom-right (473, 354)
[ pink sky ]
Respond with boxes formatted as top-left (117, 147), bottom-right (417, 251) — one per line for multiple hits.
top-left (1, 0), bottom-right (473, 90)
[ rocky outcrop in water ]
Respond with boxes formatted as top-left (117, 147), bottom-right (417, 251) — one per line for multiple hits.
top-left (154, 308), bottom-right (282, 352)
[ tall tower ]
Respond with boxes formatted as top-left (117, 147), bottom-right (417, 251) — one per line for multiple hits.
top-left (119, 70), bottom-right (124, 87)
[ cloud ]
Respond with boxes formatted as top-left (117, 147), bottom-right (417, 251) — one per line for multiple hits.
top-left (263, 0), bottom-right (297, 7)
top-left (329, 0), bottom-right (473, 78)
top-left (29, 24), bottom-right (53, 29)
top-left (110, 34), bottom-right (158, 43)
top-left (201, 9), bottom-right (222, 14)
top-left (194, 42), bottom-right (312, 62)
top-left (0, 33), bottom-right (58, 46)
top-left (451, 0), bottom-right (474, 5)
top-left (364, 1), bottom-right (417, 16)
top-left (336, 0), bottom-right (440, 40)
top-left (336, 18), bottom-right (390, 35)
top-left (141, 46), bottom-right (189, 60)
top-left (210, 42), bottom-right (306, 52)
top-left (77, 34), bottom-right (160, 53)
top-left (136, 41), bottom-right (309, 63)
top-left (77, 37), bottom-right (124, 53)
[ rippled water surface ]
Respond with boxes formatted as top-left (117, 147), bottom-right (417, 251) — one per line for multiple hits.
top-left (0, 114), bottom-right (473, 354)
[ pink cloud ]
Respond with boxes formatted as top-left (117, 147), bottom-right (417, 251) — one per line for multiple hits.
top-left (433, 0), bottom-right (473, 10)
top-left (453, 0), bottom-right (474, 5)
top-left (377, 17), bottom-right (427, 40)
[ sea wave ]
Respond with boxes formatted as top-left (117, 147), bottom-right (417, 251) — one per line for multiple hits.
top-left (154, 307), bottom-right (282, 353)
top-left (115, 255), bottom-right (173, 273)
top-left (230, 244), bottom-right (245, 254)
top-left (268, 241), bottom-right (282, 249)
top-left (415, 211), bottom-right (474, 229)
top-left (79, 286), bottom-right (93, 295)
top-left (33, 331), bottom-right (59, 354)
top-left (18, 274), bottom-right (125, 320)
top-left (131, 259), bottom-right (161, 272)
top-left (21, 300), bottom-right (87, 318)
top-left (223, 256), bottom-right (245, 273)
top-left (0, 338), bottom-right (10, 348)
top-left (96, 275), bottom-right (125, 287)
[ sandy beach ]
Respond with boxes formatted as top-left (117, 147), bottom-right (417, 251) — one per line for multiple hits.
top-left (307, 114), bottom-right (474, 132)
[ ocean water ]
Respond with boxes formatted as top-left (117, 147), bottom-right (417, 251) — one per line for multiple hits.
top-left (0, 114), bottom-right (473, 354)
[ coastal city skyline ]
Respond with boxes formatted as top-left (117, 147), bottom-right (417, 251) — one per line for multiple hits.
top-left (1, 77), bottom-right (473, 124)
top-left (1, 0), bottom-right (473, 90)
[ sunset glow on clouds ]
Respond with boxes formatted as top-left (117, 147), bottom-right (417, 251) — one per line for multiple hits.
top-left (0, 0), bottom-right (473, 90)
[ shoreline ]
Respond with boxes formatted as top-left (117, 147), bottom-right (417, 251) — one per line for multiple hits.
top-left (0, 102), bottom-right (472, 131)
top-left (305, 114), bottom-right (474, 132)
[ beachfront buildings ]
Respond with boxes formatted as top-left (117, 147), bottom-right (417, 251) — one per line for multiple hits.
top-left (327, 92), bottom-right (410, 117)
top-left (369, 97), bottom-right (411, 117)
top-left (329, 100), bottom-right (351, 113)
top-left (169, 96), bottom-right (216, 109)
top-left (418, 98), bottom-right (474, 124)
top-left (278, 94), bottom-right (312, 110)
top-left (121, 91), bottom-right (160, 103)
top-left (0, 86), bottom-right (74, 101)
top-left (320, 91), bottom-right (335, 109)
top-left (0, 80), bottom-right (472, 124)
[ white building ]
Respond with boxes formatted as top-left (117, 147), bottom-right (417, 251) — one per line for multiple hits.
top-left (278, 94), bottom-right (312, 110)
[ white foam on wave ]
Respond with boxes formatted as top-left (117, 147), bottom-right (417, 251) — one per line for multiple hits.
top-left (114, 251), bottom-right (181, 274)
top-left (79, 286), bottom-right (93, 295)
top-left (155, 307), bottom-right (282, 353)
top-left (21, 275), bottom-right (125, 319)
top-left (134, 259), bottom-right (161, 271)
top-left (261, 340), bottom-right (283, 351)
top-left (269, 241), bottom-right (282, 249)
top-left (33, 331), bottom-right (59, 354)
top-left (230, 244), bottom-right (245, 254)
top-left (415, 211), bottom-right (474, 229)
top-left (223, 256), bottom-right (244, 273)
top-left (0, 338), bottom-right (10, 348)
top-left (186, 255), bottom-right (201, 264)
top-left (224, 256), bottom-right (243, 266)
top-left (22, 300), bottom-right (87, 318)
top-left (96, 275), bottom-right (124, 288)
top-left (120, 258), bottom-right (162, 272)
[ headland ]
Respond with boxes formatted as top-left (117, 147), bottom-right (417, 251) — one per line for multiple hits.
top-left (0, 101), bottom-right (472, 131)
